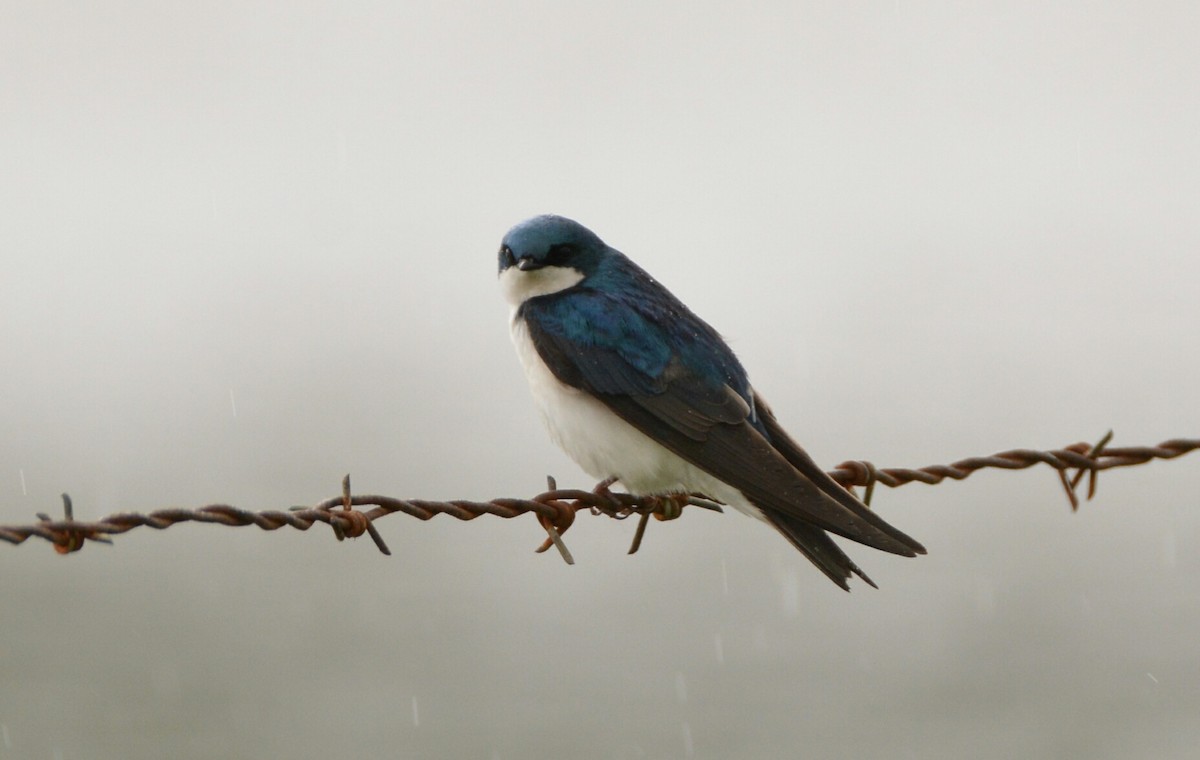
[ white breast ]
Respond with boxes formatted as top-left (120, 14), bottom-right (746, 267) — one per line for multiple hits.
top-left (509, 312), bottom-right (763, 521)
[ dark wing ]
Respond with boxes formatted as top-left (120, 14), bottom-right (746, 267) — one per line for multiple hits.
top-left (523, 309), bottom-right (925, 560)
top-left (752, 390), bottom-right (926, 556)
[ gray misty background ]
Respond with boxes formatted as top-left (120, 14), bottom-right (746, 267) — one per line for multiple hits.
top-left (2, 3), bottom-right (1198, 759)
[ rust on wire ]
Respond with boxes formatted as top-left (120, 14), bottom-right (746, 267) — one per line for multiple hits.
top-left (33, 493), bottom-right (113, 554)
top-left (533, 475), bottom-right (576, 564)
top-left (324, 474), bottom-right (391, 554)
top-left (1070, 429), bottom-right (1114, 506)
top-left (2, 434), bottom-right (1197, 561)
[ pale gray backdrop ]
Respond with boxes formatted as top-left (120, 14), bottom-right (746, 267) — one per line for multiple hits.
top-left (2, 2), bottom-right (1198, 759)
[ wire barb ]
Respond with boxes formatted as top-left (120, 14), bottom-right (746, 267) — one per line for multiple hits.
top-left (2, 433), bottom-right (1197, 558)
top-left (534, 474), bottom-right (576, 564)
top-left (1067, 429), bottom-right (1113, 508)
top-left (32, 493), bottom-right (113, 554)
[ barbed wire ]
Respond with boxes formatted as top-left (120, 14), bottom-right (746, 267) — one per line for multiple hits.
top-left (2, 432), bottom-right (1196, 564)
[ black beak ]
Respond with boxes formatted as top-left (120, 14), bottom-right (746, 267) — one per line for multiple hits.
top-left (516, 257), bottom-right (543, 271)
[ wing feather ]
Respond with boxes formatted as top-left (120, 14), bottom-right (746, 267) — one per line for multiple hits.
top-left (522, 295), bottom-right (924, 558)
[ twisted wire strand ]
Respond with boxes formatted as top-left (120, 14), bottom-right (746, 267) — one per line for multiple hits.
top-left (2, 434), bottom-right (1197, 561)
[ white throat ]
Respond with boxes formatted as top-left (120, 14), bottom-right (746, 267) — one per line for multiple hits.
top-left (499, 265), bottom-right (585, 306)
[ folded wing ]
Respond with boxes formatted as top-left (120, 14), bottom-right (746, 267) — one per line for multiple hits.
top-left (522, 304), bottom-right (926, 567)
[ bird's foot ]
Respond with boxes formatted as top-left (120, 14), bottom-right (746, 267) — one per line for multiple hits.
top-left (627, 492), bottom-right (692, 555)
top-left (588, 477), bottom-right (625, 516)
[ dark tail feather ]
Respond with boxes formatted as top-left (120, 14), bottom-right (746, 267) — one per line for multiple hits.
top-left (765, 510), bottom-right (877, 591)
top-left (752, 391), bottom-right (926, 557)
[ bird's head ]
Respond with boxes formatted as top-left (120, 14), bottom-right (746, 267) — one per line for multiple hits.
top-left (498, 215), bottom-right (607, 306)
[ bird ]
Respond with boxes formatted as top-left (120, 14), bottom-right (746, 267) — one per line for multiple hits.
top-left (498, 214), bottom-right (925, 590)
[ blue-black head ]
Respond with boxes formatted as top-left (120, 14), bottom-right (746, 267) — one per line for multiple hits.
top-left (498, 215), bottom-right (607, 274)
top-left (498, 215), bottom-right (610, 305)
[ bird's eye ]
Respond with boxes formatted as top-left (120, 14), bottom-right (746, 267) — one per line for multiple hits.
top-left (499, 245), bottom-right (516, 270)
top-left (545, 244), bottom-right (575, 266)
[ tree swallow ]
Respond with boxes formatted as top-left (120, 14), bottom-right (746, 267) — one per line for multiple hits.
top-left (498, 215), bottom-right (925, 590)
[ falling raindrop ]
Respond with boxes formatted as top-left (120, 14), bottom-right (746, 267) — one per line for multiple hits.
top-left (720, 557), bottom-right (729, 595)
top-left (714, 633), bottom-right (724, 665)
top-left (674, 672), bottom-right (688, 704)
top-left (1, 723), bottom-right (10, 748)
top-left (1163, 532), bottom-right (1176, 568)
top-left (412, 696), bottom-right (420, 727)
top-left (1147, 672), bottom-right (1159, 684)
top-left (681, 721), bottom-right (694, 757)
top-left (229, 389), bottom-right (238, 418)
top-left (18, 469), bottom-right (26, 496)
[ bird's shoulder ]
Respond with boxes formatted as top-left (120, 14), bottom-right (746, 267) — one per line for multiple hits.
top-left (519, 276), bottom-right (750, 406)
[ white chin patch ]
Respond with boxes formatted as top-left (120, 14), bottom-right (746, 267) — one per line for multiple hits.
top-left (499, 265), bottom-right (585, 306)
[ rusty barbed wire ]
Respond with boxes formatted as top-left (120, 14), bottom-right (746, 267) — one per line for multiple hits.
top-left (2, 433), bottom-right (1197, 563)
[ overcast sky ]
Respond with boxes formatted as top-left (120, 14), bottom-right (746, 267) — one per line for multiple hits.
top-left (2, 2), bottom-right (1199, 758)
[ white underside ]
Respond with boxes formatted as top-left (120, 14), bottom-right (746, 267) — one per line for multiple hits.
top-left (510, 312), bottom-right (766, 522)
